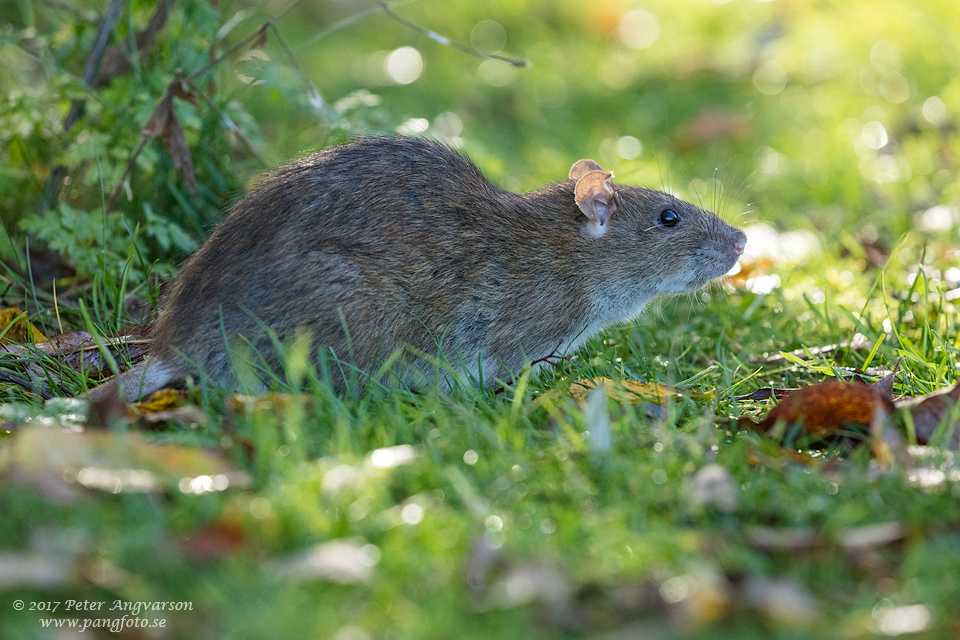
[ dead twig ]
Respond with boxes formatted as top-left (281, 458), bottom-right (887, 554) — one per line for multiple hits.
top-left (40, 0), bottom-right (127, 212)
top-left (374, 0), bottom-right (528, 67)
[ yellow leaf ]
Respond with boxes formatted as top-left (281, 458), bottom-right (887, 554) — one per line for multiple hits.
top-left (129, 388), bottom-right (189, 416)
top-left (0, 308), bottom-right (48, 344)
top-left (536, 377), bottom-right (711, 407)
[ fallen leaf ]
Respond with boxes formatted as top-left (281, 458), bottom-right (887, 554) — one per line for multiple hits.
top-left (870, 359), bottom-right (901, 399)
top-left (870, 402), bottom-right (901, 468)
top-left (129, 388), bottom-right (190, 415)
top-left (3, 332), bottom-right (150, 389)
top-left (0, 307), bottom-right (47, 343)
top-left (752, 380), bottom-right (894, 440)
top-left (0, 427), bottom-right (250, 494)
top-left (896, 384), bottom-right (960, 450)
top-left (537, 377), bottom-right (708, 407)
top-left (735, 388), bottom-right (794, 402)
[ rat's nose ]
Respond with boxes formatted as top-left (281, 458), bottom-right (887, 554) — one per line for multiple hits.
top-left (734, 236), bottom-right (746, 256)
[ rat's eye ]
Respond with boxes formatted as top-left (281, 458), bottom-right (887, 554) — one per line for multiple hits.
top-left (659, 209), bottom-right (680, 227)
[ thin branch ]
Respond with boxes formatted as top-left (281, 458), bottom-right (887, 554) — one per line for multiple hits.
top-left (374, 0), bottom-right (528, 67)
top-left (186, 81), bottom-right (270, 167)
top-left (269, 24), bottom-right (334, 120)
top-left (40, 0), bottom-right (127, 213)
top-left (0, 369), bottom-right (55, 401)
top-left (66, 0), bottom-right (127, 130)
top-left (294, 0), bottom-right (423, 51)
top-left (36, 0), bottom-right (97, 23)
top-left (188, 0), bottom-right (306, 83)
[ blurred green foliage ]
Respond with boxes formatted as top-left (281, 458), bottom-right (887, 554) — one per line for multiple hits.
top-left (1, 2), bottom-right (959, 638)
top-left (2, 0), bottom-right (958, 282)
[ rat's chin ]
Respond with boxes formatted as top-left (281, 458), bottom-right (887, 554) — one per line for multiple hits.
top-left (681, 278), bottom-right (712, 293)
top-left (684, 257), bottom-right (741, 291)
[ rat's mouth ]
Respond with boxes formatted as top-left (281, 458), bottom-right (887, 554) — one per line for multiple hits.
top-left (684, 256), bottom-right (742, 291)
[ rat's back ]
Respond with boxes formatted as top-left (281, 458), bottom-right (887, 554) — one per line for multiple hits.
top-left (149, 137), bottom-right (509, 390)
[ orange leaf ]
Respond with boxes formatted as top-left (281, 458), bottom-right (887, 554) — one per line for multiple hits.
top-left (756, 380), bottom-right (893, 438)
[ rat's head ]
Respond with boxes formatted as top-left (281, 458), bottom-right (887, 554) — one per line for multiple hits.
top-left (568, 158), bottom-right (746, 297)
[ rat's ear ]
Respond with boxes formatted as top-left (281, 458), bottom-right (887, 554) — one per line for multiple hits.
top-left (569, 159), bottom-right (605, 181)
top-left (574, 170), bottom-right (617, 236)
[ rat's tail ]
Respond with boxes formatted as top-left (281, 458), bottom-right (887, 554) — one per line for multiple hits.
top-left (81, 357), bottom-right (182, 404)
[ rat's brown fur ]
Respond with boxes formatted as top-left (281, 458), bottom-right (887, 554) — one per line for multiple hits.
top-left (85, 136), bottom-right (746, 401)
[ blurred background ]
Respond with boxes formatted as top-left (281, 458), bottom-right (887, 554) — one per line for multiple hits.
top-left (1, 0), bottom-right (958, 282)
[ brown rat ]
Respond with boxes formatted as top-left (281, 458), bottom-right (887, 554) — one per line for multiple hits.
top-left (85, 136), bottom-right (746, 401)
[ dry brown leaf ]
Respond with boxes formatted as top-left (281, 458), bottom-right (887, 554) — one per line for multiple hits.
top-left (252, 26), bottom-right (269, 49)
top-left (735, 388), bottom-right (794, 402)
top-left (162, 98), bottom-right (199, 195)
top-left (870, 359), bottom-right (901, 399)
top-left (0, 331), bottom-right (149, 400)
top-left (140, 76), bottom-right (199, 195)
top-left (896, 384), bottom-right (960, 450)
top-left (871, 387), bottom-right (914, 468)
top-left (752, 380), bottom-right (894, 439)
top-left (40, 332), bottom-right (150, 380)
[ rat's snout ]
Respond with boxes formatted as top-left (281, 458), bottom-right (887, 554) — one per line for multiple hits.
top-left (734, 234), bottom-right (746, 256)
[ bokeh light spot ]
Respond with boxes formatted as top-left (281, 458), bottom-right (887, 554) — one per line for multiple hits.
top-left (385, 47), bottom-right (423, 84)
top-left (617, 10), bottom-right (659, 50)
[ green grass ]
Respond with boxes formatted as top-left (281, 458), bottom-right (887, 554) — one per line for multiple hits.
top-left (1, 238), bottom-right (958, 638)
top-left (2, 0), bottom-right (960, 638)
